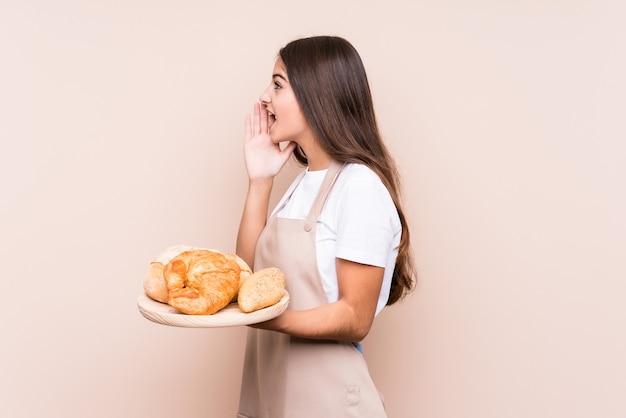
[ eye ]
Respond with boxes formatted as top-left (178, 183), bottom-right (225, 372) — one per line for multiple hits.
top-left (273, 80), bottom-right (282, 89)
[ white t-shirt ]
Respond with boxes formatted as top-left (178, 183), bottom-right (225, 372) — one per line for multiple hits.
top-left (275, 163), bottom-right (401, 315)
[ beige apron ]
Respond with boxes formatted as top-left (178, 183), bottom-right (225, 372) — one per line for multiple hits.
top-left (237, 161), bottom-right (387, 418)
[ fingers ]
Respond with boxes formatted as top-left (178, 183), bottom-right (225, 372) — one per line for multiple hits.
top-left (259, 102), bottom-right (268, 133)
top-left (245, 102), bottom-right (262, 141)
top-left (247, 102), bottom-right (268, 139)
top-left (253, 102), bottom-right (261, 135)
top-left (281, 141), bottom-right (297, 156)
top-left (244, 114), bottom-right (251, 141)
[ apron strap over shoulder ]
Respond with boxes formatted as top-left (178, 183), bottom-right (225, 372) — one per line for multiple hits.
top-left (304, 160), bottom-right (344, 229)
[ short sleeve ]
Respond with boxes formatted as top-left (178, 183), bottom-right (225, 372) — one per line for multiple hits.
top-left (333, 172), bottom-right (401, 268)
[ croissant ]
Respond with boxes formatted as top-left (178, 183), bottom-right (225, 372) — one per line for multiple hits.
top-left (164, 249), bottom-right (241, 315)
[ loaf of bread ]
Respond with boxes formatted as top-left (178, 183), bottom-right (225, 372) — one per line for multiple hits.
top-left (237, 267), bottom-right (286, 313)
top-left (164, 249), bottom-right (241, 315)
top-left (144, 262), bottom-right (168, 303)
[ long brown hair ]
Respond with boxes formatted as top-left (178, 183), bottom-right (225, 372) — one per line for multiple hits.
top-left (279, 36), bottom-right (416, 305)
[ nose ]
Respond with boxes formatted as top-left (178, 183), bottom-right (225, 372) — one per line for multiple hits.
top-left (259, 84), bottom-right (271, 104)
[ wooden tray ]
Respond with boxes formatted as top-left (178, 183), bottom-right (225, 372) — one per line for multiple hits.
top-left (137, 291), bottom-right (289, 328)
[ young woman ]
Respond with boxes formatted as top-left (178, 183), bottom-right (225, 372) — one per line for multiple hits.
top-left (236, 35), bottom-right (416, 418)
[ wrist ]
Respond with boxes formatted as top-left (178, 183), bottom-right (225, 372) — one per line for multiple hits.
top-left (248, 177), bottom-right (274, 190)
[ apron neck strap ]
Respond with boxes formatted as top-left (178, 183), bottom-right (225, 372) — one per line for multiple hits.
top-left (305, 160), bottom-right (344, 226)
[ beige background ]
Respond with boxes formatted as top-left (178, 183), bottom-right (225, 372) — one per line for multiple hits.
top-left (1, 1), bottom-right (625, 417)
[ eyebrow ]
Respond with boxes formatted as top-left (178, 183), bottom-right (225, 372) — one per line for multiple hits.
top-left (273, 73), bottom-right (287, 81)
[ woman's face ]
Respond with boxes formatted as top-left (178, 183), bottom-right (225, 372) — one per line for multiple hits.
top-left (259, 58), bottom-right (312, 144)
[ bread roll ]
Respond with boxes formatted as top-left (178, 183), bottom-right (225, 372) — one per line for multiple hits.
top-left (144, 262), bottom-right (168, 303)
top-left (155, 245), bottom-right (198, 264)
top-left (238, 267), bottom-right (286, 313)
top-left (164, 249), bottom-right (240, 315)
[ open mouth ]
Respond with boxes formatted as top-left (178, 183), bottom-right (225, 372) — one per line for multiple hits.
top-left (267, 111), bottom-right (276, 129)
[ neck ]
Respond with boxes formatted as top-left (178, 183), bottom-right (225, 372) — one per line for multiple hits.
top-left (307, 155), bottom-right (332, 171)
top-left (293, 129), bottom-right (332, 170)
top-left (299, 142), bottom-right (331, 171)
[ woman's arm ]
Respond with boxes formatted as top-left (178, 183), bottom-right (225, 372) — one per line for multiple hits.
top-left (236, 103), bottom-right (296, 268)
top-left (252, 258), bottom-right (384, 342)
top-left (236, 179), bottom-right (272, 269)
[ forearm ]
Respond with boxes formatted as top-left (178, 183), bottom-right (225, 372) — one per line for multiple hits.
top-left (252, 260), bottom-right (383, 342)
top-left (236, 178), bottom-right (274, 269)
top-left (253, 299), bottom-right (374, 342)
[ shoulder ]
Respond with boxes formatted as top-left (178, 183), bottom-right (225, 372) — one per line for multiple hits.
top-left (329, 163), bottom-right (399, 224)
top-left (338, 163), bottom-right (381, 183)
top-left (333, 163), bottom-right (391, 201)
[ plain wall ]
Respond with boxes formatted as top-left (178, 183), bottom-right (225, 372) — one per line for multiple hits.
top-left (1, 1), bottom-right (624, 417)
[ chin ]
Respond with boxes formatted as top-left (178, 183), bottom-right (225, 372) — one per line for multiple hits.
top-left (269, 132), bottom-right (284, 144)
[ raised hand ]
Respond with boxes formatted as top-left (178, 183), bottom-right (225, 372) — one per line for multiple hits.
top-left (243, 102), bottom-right (296, 181)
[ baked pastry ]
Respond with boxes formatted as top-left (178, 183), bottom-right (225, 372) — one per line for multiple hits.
top-left (238, 267), bottom-right (286, 313)
top-left (144, 245), bottom-right (197, 303)
top-left (144, 262), bottom-right (169, 303)
top-left (164, 249), bottom-right (241, 315)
